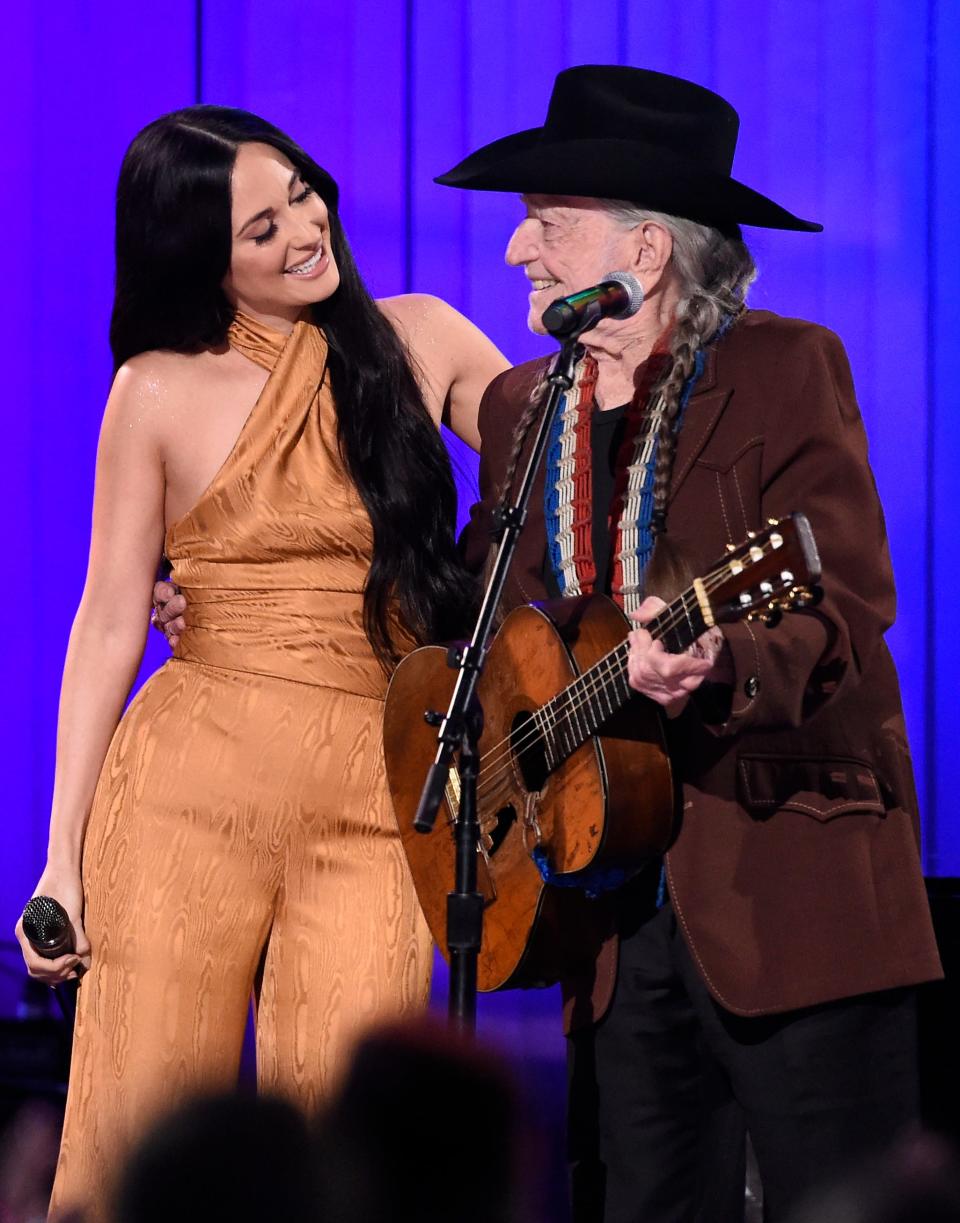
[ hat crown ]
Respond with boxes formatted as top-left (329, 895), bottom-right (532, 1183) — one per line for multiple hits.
top-left (433, 64), bottom-right (822, 234)
top-left (543, 66), bottom-right (740, 178)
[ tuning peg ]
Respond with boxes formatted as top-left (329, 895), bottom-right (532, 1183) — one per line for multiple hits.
top-left (762, 608), bottom-right (783, 629)
top-left (791, 585), bottom-right (824, 609)
top-left (725, 542), bottom-right (738, 553)
top-left (767, 516), bottom-right (781, 527)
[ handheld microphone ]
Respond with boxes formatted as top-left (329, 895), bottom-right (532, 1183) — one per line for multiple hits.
top-left (21, 895), bottom-right (80, 1023)
top-left (22, 896), bottom-right (74, 959)
top-left (541, 271), bottom-right (645, 339)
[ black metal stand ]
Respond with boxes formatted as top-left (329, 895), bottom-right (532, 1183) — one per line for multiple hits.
top-left (413, 334), bottom-right (587, 1033)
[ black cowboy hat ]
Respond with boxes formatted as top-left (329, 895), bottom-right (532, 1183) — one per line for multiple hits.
top-left (434, 65), bottom-right (822, 234)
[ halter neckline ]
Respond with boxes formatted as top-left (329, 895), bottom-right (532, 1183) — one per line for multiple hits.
top-left (227, 309), bottom-right (299, 372)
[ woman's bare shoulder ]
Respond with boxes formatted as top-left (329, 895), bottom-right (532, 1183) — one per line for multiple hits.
top-left (114, 347), bottom-right (215, 398)
top-left (109, 347), bottom-right (239, 427)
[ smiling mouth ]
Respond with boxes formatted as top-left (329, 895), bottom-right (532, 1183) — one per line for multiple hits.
top-left (529, 278), bottom-right (559, 292)
top-left (285, 245), bottom-right (324, 275)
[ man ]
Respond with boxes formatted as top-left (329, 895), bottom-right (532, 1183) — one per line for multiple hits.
top-left (436, 66), bottom-right (942, 1221)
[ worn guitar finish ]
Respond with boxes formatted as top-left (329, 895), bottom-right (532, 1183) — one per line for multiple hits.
top-left (382, 513), bottom-right (821, 991)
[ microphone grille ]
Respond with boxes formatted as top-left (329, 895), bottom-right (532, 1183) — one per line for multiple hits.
top-left (602, 272), bottom-right (645, 319)
top-left (22, 895), bottom-right (70, 946)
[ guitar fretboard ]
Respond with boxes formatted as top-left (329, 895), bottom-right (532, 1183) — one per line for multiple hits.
top-left (533, 586), bottom-right (708, 771)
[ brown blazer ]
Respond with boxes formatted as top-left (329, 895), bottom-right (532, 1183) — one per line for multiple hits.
top-left (460, 309), bottom-right (942, 1023)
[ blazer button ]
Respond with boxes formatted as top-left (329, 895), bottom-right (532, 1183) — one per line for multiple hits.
top-left (744, 675), bottom-right (760, 699)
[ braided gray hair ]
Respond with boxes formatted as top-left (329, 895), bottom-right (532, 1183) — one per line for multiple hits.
top-left (600, 203), bottom-right (757, 527)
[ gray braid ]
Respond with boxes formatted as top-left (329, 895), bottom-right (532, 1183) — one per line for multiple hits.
top-left (482, 366), bottom-right (552, 600)
top-left (601, 203), bottom-right (757, 527)
top-left (496, 366), bottom-right (550, 503)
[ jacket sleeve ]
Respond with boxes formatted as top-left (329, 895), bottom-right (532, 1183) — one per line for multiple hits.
top-left (696, 324), bottom-right (897, 736)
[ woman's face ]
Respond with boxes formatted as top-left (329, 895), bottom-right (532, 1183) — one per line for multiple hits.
top-left (223, 141), bottom-right (340, 328)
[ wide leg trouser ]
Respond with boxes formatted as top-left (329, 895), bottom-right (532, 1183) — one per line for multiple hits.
top-left (49, 660), bottom-right (432, 1222)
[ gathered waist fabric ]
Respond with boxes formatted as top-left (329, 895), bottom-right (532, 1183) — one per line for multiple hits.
top-left (172, 586), bottom-right (389, 700)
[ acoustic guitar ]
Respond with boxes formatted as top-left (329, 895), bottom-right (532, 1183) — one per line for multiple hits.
top-left (382, 513), bottom-right (821, 991)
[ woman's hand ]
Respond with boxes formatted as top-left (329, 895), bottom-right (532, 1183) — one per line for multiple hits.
top-left (14, 865), bottom-right (91, 985)
top-left (627, 596), bottom-right (733, 718)
top-left (152, 580), bottom-right (186, 648)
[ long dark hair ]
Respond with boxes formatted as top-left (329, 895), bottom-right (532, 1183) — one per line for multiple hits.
top-left (112, 105), bottom-right (474, 665)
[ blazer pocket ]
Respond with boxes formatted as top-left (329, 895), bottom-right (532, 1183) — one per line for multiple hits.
top-left (693, 436), bottom-right (764, 474)
top-left (737, 754), bottom-right (885, 822)
top-left (692, 439), bottom-right (763, 544)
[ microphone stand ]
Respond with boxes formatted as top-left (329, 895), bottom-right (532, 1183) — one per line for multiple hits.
top-left (413, 330), bottom-right (587, 1033)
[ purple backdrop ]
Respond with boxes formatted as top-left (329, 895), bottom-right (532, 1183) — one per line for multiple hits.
top-left (2, 3), bottom-right (958, 1042)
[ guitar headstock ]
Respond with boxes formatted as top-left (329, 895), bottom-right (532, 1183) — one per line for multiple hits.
top-left (700, 512), bottom-right (822, 628)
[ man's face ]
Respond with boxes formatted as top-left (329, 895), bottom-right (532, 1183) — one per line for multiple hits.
top-left (505, 195), bottom-right (638, 334)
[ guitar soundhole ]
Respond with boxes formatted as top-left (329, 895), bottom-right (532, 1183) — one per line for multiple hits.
top-left (511, 710), bottom-right (549, 792)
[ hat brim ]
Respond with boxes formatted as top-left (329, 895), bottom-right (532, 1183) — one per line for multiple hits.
top-left (434, 128), bottom-right (822, 234)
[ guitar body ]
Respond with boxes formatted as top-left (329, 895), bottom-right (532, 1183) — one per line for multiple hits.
top-left (382, 594), bottom-right (674, 991)
top-left (384, 514), bottom-right (822, 992)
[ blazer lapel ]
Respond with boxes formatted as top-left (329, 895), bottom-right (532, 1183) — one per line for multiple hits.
top-left (669, 346), bottom-right (732, 502)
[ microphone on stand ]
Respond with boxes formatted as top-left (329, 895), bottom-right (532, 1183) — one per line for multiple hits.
top-left (21, 895), bottom-right (81, 1023)
top-left (541, 271), bottom-right (645, 339)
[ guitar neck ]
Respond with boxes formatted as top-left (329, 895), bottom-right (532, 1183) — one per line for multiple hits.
top-left (535, 586), bottom-right (708, 771)
top-left (531, 513), bottom-right (818, 773)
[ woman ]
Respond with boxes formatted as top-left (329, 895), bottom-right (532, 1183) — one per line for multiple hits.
top-left (14, 105), bottom-right (508, 1219)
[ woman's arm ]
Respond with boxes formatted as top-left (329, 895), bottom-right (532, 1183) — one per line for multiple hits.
top-left (16, 361), bottom-right (166, 982)
top-left (379, 294), bottom-right (511, 450)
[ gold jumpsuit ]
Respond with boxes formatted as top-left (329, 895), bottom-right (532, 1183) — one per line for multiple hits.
top-left (50, 313), bottom-right (432, 1219)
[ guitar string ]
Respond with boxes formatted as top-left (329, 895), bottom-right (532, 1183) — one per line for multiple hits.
top-left (474, 534), bottom-right (799, 781)
top-left (474, 664), bottom-right (625, 813)
top-left (472, 553), bottom-right (797, 798)
top-left (472, 575), bottom-right (718, 786)
top-left (474, 593), bottom-right (704, 794)
top-left (474, 548), bottom-right (804, 793)
top-left (473, 584), bottom-right (709, 791)
top-left (475, 638), bottom-right (634, 800)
